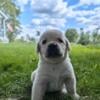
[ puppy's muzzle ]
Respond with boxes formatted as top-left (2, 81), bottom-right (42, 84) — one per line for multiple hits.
top-left (46, 43), bottom-right (62, 58)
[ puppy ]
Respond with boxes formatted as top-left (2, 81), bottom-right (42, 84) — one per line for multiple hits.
top-left (31, 29), bottom-right (80, 100)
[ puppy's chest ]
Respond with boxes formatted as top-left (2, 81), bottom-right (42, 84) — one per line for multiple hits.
top-left (41, 64), bottom-right (68, 80)
top-left (46, 66), bottom-right (63, 78)
top-left (39, 63), bottom-right (68, 91)
top-left (46, 67), bottom-right (65, 91)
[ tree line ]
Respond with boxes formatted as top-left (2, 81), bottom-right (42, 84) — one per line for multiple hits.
top-left (65, 28), bottom-right (100, 45)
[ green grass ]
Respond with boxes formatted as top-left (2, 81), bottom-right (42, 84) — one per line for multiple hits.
top-left (0, 42), bottom-right (100, 100)
top-left (0, 42), bottom-right (38, 99)
top-left (70, 44), bottom-right (100, 100)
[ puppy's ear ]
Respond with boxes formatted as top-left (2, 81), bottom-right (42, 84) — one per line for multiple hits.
top-left (65, 38), bottom-right (70, 51)
top-left (37, 43), bottom-right (40, 53)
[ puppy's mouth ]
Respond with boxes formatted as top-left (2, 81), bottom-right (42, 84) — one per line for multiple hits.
top-left (46, 44), bottom-right (62, 58)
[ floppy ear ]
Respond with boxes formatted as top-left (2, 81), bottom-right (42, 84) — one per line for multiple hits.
top-left (37, 43), bottom-right (40, 53)
top-left (65, 38), bottom-right (70, 51)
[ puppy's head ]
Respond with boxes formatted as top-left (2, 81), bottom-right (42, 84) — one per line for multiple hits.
top-left (37, 29), bottom-right (70, 63)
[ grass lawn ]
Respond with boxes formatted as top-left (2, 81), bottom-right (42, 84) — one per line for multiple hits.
top-left (0, 42), bottom-right (100, 100)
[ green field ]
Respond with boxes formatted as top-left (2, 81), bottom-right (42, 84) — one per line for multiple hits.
top-left (0, 42), bottom-right (100, 100)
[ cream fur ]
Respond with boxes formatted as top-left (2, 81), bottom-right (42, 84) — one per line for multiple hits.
top-left (31, 29), bottom-right (80, 100)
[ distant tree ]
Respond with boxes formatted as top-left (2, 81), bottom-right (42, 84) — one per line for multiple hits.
top-left (0, 39), bottom-right (2, 42)
top-left (0, 0), bottom-right (20, 19)
top-left (97, 34), bottom-right (100, 44)
top-left (36, 31), bottom-right (40, 36)
top-left (0, 0), bottom-right (20, 42)
top-left (65, 28), bottom-right (79, 42)
top-left (92, 28), bottom-right (100, 44)
top-left (15, 36), bottom-right (25, 43)
top-left (6, 32), bottom-right (15, 42)
top-left (20, 36), bottom-right (25, 42)
top-left (29, 37), bottom-right (35, 42)
top-left (26, 34), bottom-right (35, 42)
top-left (78, 28), bottom-right (90, 45)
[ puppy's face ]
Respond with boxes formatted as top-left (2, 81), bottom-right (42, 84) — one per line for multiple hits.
top-left (37, 29), bottom-right (70, 63)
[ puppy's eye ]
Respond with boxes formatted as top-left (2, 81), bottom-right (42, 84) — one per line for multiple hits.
top-left (57, 38), bottom-right (63, 43)
top-left (42, 39), bottom-right (47, 44)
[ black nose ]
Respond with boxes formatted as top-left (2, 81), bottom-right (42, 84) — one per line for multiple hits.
top-left (46, 43), bottom-right (61, 58)
top-left (48, 43), bottom-right (57, 50)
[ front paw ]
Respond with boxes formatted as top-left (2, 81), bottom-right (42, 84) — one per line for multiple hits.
top-left (72, 93), bottom-right (80, 100)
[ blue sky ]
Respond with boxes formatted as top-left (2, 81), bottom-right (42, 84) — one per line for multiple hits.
top-left (14, 0), bottom-right (100, 36)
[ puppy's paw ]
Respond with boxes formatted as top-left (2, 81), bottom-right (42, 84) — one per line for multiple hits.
top-left (72, 93), bottom-right (80, 100)
top-left (31, 71), bottom-right (36, 82)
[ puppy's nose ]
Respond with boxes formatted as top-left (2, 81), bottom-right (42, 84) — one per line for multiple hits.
top-left (48, 43), bottom-right (57, 49)
top-left (47, 43), bottom-right (61, 58)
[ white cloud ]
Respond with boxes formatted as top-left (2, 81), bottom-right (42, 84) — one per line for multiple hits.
top-left (67, 9), bottom-right (95, 18)
top-left (85, 24), bottom-right (99, 33)
top-left (15, 0), bottom-right (100, 34)
top-left (76, 7), bottom-right (100, 25)
top-left (32, 18), bottom-right (41, 25)
top-left (15, 0), bottom-right (29, 11)
top-left (80, 0), bottom-right (100, 5)
top-left (30, 0), bottom-right (68, 31)
top-left (18, 25), bottom-right (36, 37)
top-left (31, 0), bottom-right (67, 16)
top-left (76, 17), bottom-right (91, 24)
top-left (32, 17), bottom-right (66, 28)
top-left (67, 3), bottom-right (100, 32)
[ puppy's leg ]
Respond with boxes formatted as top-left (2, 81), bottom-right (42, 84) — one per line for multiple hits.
top-left (62, 84), bottom-right (67, 94)
top-left (31, 70), bottom-right (37, 82)
top-left (64, 74), bottom-right (80, 100)
top-left (31, 77), bottom-right (48, 100)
